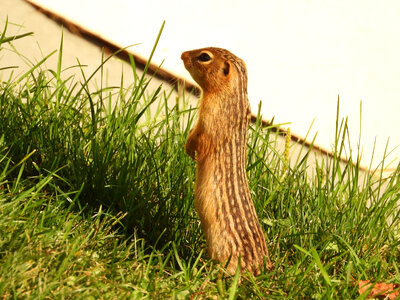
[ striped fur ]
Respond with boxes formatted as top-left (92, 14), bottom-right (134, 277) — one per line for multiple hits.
top-left (181, 47), bottom-right (270, 274)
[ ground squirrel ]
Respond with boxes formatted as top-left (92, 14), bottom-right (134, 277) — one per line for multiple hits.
top-left (181, 47), bottom-right (270, 275)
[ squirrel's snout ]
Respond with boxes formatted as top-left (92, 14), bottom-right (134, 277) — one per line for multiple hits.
top-left (181, 51), bottom-right (188, 61)
top-left (181, 51), bottom-right (192, 71)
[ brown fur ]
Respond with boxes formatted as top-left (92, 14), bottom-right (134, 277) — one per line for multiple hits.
top-left (181, 47), bottom-right (270, 274)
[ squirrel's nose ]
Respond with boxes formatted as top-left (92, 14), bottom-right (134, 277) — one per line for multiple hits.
top-left (181, 51), bottom-right (189, 60)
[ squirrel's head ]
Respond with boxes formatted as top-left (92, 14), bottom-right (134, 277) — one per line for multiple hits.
top-left (181, 47), bottom-right (247, 94)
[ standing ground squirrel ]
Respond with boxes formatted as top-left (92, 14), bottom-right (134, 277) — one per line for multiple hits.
top-left (181, 47), bottom-right (270, 275)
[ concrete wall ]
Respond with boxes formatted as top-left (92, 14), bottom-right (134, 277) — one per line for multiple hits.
top-left (2, 0), bottom-right (378, 184)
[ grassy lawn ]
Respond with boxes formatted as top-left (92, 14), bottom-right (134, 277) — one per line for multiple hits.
top-left (1, 22), bottom-right (400, 299)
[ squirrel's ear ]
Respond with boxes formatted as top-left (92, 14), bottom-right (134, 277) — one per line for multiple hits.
top-left (222, 61), bottom-right (231, 76)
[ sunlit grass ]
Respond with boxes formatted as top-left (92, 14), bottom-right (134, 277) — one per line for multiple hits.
top-left (1, 20), bottom-right (400, 299)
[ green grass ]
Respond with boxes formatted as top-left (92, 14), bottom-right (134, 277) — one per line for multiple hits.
top-left (1, 20), bottom-right (400, 299)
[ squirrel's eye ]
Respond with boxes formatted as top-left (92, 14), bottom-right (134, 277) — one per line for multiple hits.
top-left (198, 53), bottom-right (212, 62)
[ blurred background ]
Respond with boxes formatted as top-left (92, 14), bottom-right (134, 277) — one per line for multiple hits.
top-left (2, 0), bottom-right (400, 172)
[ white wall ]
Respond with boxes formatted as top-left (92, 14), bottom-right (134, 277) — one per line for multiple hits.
top-left (26, 0), bottom-right (400, 170)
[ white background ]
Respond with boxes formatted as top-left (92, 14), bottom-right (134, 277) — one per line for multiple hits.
top-left (30, 0), bottom-right (400, 170)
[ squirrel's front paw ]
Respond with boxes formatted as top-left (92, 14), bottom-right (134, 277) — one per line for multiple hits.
top-left (185, 142), bottom-right (196, 160)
